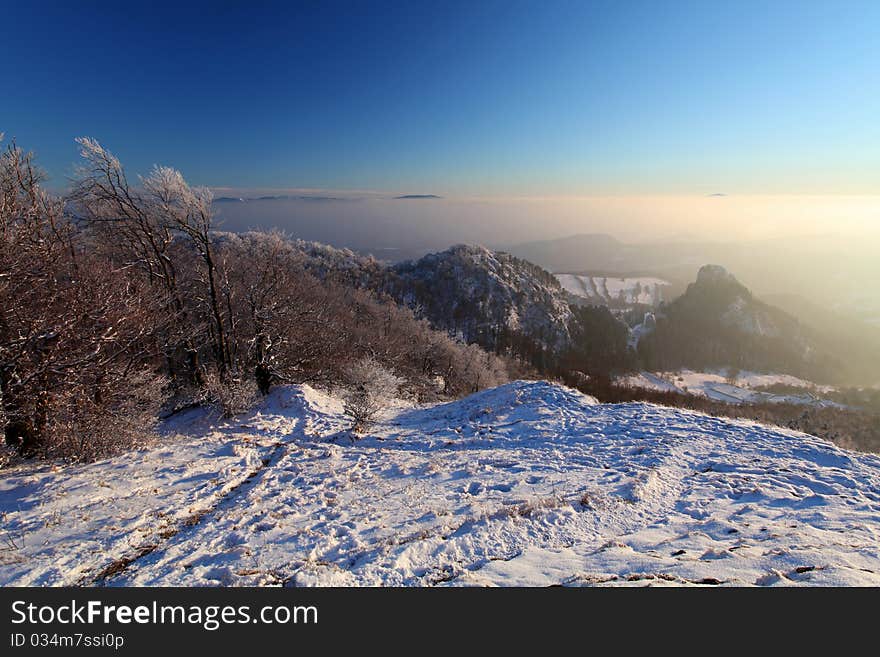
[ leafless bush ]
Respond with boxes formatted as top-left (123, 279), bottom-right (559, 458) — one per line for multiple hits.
top-left (202, 371), bottom-right (259, 418)
top-left (45, 369), bottom-right (167, 462)
top-left (0, 444), bottom-right (18, 470)
top-left (342, 357), bottom-right (402, 432)
top-left (725, 367), bottom-right (741, 386)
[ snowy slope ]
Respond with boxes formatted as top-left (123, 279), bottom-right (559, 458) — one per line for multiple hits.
top-left (2, 381), bottom-right (880, 587)
top-left (557, 274), bottom-right (670, 306)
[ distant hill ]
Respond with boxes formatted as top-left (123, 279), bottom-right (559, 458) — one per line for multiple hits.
top-left (216, 234), bottom-right (870, 385)
top-left (638, 265), bottom-right (841, 383)
top-left (387, 245), bottom-right (574, 355)
top-left (509, 233), bottom-right (880, 328)
top-left (386, 246), bottom-right (634, 373)
top-left (212, 194), bottom-right (344, 203)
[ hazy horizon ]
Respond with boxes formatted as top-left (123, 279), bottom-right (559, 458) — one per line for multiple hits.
top-left (208, 188), bottom-right (880, 248)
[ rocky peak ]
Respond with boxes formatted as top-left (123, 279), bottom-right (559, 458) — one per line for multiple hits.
top-left (696, 264), bottom-right (740, 286)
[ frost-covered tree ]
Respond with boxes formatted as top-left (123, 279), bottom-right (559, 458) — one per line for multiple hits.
top-left (342, 357), bottom-right (402, 432)
top-left (216, 231), bottom-right (352, 394)
top-left (71, 137), bottom-right (232, 383)
top-left (0, 136), bottom-right (165, 458)
top-left (0, 135), bottom-right (519, 460)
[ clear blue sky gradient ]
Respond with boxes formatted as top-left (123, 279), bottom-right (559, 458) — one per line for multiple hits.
top-left (2, 0), bottom-right (879, 194)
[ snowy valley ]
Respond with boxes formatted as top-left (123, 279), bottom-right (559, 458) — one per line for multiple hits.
top-left (617, 369), bottom-right (844, 409)
top-left (3, 381), bottom-right (880, 587)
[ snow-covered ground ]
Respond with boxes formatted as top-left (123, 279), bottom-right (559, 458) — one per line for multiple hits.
top-left (2, 380), bottom-right (879, 587)
top-left (618, 369), bottom-right (842, 408)
top-left (556, 274), bottom-right (670, 306)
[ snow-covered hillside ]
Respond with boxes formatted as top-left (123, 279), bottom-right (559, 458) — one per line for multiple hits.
top-left (390, 245), bottom-right (575, 352)
top-left (557, 273), bottom-right (670, 307)
top-left (637, 264), bottom-right (835, 382)
top-left (2, 381), bottom-right (880, 587)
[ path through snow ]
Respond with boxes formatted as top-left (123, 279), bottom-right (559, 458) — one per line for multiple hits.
top-left (2, 381), bottom-right (880, 586)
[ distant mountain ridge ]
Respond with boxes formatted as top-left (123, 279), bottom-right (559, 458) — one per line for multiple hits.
top-left (213, 194), bottom-right (346, 203)
top-left (509, 233), bottom-right (880, 340)
top-left (240, 236), bottom-right (631, 373)
top-left (217, 232), bottom-right (858, 384)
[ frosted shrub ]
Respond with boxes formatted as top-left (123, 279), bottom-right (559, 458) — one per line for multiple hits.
top-left (203, 371), bottom-right (259, 418)
top-left (342, 357), bottom-right (402, 433)
top-left (47, 369), bottom-right (167, 462)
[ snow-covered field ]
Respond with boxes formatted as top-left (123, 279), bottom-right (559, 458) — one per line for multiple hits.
top-left (557, 274), bottom-right (669, 306)
top-left (2, 380), bottom-right (879, 587)
top-left (618, 369), bottom-right (842, 408)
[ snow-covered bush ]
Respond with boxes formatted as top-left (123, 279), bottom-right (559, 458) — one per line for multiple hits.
top-left (47, 369), bottom-right (167, 462)
top-left (1, 137), bottom-right (170, 460)
top-left (342, 357), bottom-right (402, 432)
top-left (202, 371), bottom-right (259, 418)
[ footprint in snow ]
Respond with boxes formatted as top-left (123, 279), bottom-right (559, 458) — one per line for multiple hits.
top-left (699, 548), bottom-right (732, 561)
top-left (224, 531), bottom-right (248, 548)
top-left (252, 521), bottom-right (275, 532)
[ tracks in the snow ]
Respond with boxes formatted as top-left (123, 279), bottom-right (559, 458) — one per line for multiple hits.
top-left (78, 440), bottom-right (291, 586)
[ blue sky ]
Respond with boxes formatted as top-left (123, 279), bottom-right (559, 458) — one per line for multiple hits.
top-left (2, 0), bottom-right (879, 195)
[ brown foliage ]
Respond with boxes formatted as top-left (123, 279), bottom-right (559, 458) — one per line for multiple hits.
top-left (1, 138), bottom-right (166, 459)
